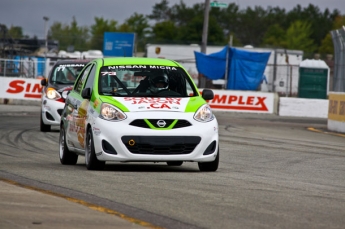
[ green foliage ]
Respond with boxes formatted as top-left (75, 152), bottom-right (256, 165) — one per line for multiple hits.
top-left (119, 13), bottom-right (151, 52)
top-left (286, 4), bottom-right (340, 47)
top-left (235, 6), bottom-right (272, 47)
top-left (283, 20), bottom-right (316, 53)
top-left (262, 24), bottom-right (286, 48)
top-left (213, 3), bottom-right (240, 37)
top-left (151, 21), bottom-right (178, 43)
top-left (89, 17), bottom-right (118, 50)
top-left (147, 0), bottom-right (171, 22)
top-left (8, 26), bottom-right (24, 39)
top-left (7, 1), bottom-right (344, 56)
top-left (318, 34), bottom-right (334, 54)
top-left (50, 17), bottom-right (89, 51)
top-left (319, 15), bottom-right (345, 54)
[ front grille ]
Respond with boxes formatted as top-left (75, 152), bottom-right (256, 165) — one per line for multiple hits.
top-left (149, 119), bottom-right (175, 128)
top-left (174, 120), bottom-right (192, 128)
top-left (45, 112), bottom-right (54, 121)
top-left (57, 109), bottom-right (63, 116)
top-left (121, 136), bottom-right (201, 155)
top-left (129, 119), bottom-right (192, 129)
top-left (102, 140), bottom-right (117, 155)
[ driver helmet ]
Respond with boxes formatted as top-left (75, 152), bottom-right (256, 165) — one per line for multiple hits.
top-left (149, 74), bottom-right (169, 93)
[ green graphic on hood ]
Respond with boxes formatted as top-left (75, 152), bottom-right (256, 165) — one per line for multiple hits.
top-left (99, 96), bottom-right (129, 112)
top-left (184, 97), bottom-right (207, 112)
top-left (144, 119), bottom-right (178, 130)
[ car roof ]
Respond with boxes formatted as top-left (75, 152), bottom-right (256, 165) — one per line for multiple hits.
top-left (54, 59), bottom-right (90, 65)
top-left (96, 57), bottom-right (182, 67)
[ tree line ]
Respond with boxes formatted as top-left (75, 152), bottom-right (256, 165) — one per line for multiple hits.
top-left (4, 0), bottom-right (345, 57)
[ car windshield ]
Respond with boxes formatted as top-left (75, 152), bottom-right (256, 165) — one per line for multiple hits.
top-left (98, 65), bottom-right (198, 97)
top-left (50, 63), bottom-right (86, 85)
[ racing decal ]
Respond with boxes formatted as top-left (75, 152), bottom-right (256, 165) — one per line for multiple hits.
top-left (76, 99), bottom-right (89, 148)
top-left (93, 99), bottom-right (100, 108)
top-left (108, 65), bottom-right (147, 69)
top-left (106, 65), bottom-right (178, 70)
top-left (0, 77), bottom-right (42, 100)
top-left (93, 126), bottom-right (101, 136)
top-left (149, 66), bottom-right (177, 70)
top-left (57, 64), bottom-right (85, 68)
top-left (67, 97), bottom-right (89, 148)
top-left (101, 71), bottom-right (117, 76)
top-left (207, 89), bottom-right (275, 113)
top-left (115, 97), bottom-right (190, 111)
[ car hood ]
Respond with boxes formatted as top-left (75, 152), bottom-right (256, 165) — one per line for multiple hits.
top-left (106, 97), bottom-right (205, 113)
top-left (48, 83), bottom-right (74, 92)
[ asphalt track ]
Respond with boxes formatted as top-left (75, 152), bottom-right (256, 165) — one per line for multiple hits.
top-left (0, 104), bottom-right (151, 229)
top-left (0, 103), bottom-right (344, 229)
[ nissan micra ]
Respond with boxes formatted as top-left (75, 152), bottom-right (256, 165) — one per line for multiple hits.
top-left (40, 59), bottom-right (89, 131)
top-left (59, 57), bottom-right (219, 171)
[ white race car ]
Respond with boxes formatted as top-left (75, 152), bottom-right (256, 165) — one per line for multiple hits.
top-left (40, 59), bottom-right (89, 131)
top-left (59, 57), bottom-right (219, 171)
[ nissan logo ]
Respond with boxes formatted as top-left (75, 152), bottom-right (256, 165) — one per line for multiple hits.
top-left (157, 120), bottom-right (166, 128)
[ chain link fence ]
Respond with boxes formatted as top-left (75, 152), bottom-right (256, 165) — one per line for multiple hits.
top-left (331, 26), bottom-right (345, 92)
top-left (0, 58), bottom-right (57, 78)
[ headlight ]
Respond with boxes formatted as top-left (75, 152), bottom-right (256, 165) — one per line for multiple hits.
top-left (194, 104), bottom-right (214, 122)
top-left (46, 87), bottom-right (61, 100)
top-left (100, 103), bottom-right (126, 121)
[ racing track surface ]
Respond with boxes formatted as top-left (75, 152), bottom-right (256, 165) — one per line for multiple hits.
top-left (0, 107), bottom-right (344, 229)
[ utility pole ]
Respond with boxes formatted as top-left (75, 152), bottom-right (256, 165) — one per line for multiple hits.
top-left (43, 16), bottom-right (49, 54)
top-left (201, 0), bottom-right (210, 54)
top-left (43, 16), bottom-right (49, 78)
top-left (199, 0), bottom-right (210, 88)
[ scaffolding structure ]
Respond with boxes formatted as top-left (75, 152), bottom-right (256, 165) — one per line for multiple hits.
top-left (331, 26), bottom-right (345, 92)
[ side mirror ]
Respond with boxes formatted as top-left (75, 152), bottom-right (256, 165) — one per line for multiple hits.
top-left (41, 78), bottom-right (47, 86)
top-left (61, 90), bottom-right (71, 99)
top-left (202, 89), bottom-right (214, 100)
top-left (81, 88), bottom-right (91, 99)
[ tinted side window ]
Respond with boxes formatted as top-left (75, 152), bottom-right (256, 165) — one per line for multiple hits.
top-left (74, 64), bottom-right (92, 93)
top-left (84, 64), bottom-right (96, 92)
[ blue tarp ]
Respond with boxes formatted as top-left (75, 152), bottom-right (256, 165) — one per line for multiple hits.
top-left (194, 47), bottom-right (271, 90)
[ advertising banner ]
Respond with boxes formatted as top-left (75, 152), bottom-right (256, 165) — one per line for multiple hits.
top-left (0, 77), bottom-right (42, 101)
top-left (103, 32), bottom-right (135, 57)
top-left (207, 89), bottom-right (275, 113)
top-left (328, 92), bottom-right (345, 122)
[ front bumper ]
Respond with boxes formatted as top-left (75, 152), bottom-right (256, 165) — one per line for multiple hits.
top-left (41, 98), bottom-right (65, 126)
top-left (91, 112), bottom-right (219, 162)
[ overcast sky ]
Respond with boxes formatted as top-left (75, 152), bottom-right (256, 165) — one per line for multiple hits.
top-left (1, 0), bottom-right (344, 38)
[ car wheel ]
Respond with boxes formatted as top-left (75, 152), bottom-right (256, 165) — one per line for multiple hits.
top-left (85, 128), bottom-right (105, 170)
top-left (167, 161), bottom-right (183, 166)
top-left (198, 147), bottom-right (219, 172)
top-left (59, 125), bottom-right (78, 165)
top-left (40, 112), bottom-right (51, 132)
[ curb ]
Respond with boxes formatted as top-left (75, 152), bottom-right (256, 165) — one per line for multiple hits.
top-left (0, 98), bottom-right (41, 106)
top-left (307, 127), bottom-right (345, 138)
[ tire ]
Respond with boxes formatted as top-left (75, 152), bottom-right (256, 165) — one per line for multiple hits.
top-left (85, 128), bottom-right (105, 170)
top-left (198, 148), bottom-right (219, 172)
top-left (40, 112), bottom-right (51, 132)
top-left (167, 161), bottom-right (183, 166)
top-left (59, 125), bottom-right (78, 165)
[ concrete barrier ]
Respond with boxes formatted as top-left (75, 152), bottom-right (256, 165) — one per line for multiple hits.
top-left (278, 97), bottom-right (329, 118)
top-left (328, 92), bottom-right (345, 133)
